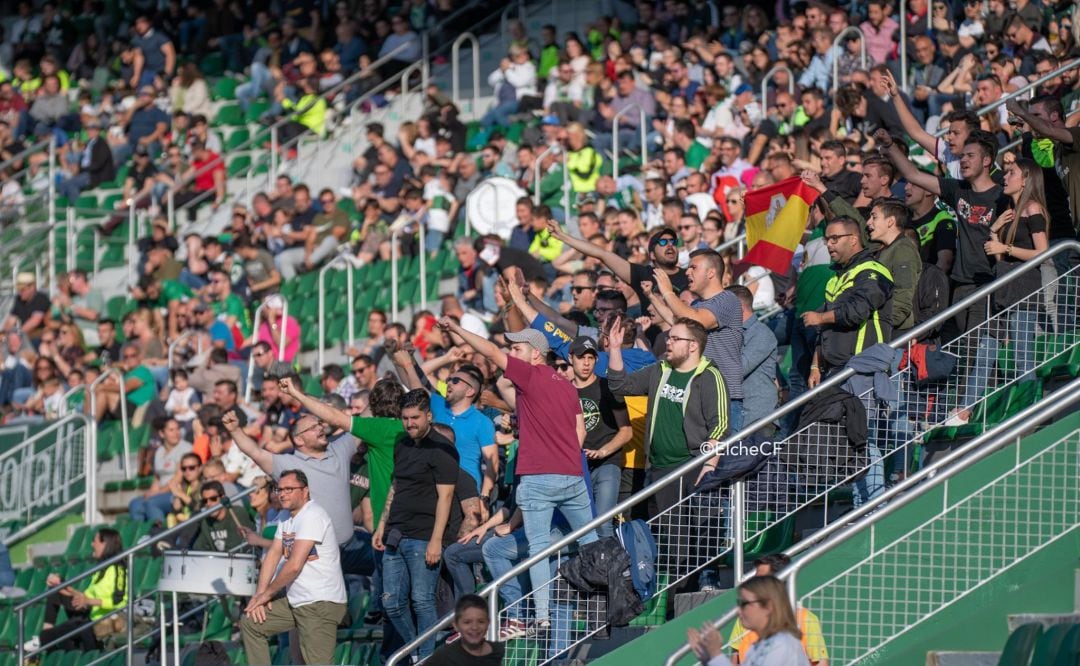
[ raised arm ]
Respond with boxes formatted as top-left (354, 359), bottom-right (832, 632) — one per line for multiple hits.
top-left (883, 70), bottom-right (935, 155)
top-left (277, 376), bottom-right (352, 431)
top-left (439, 316), bottom-right (507, 370)
top-left (1007, 98), bottom-right (1073, 145)
top-left (876, 129), bottom-right (941, 195)
top-left (654, 268), bottom-right (718, 329)
top-left (222, 409), bottom-right (274, 474)
top-left (546, 219), bottom-right (634, 284)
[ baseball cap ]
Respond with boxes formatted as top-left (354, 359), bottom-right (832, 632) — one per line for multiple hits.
top-left (576, 192), bottom-right (597, 205)
top-left (734, 83), bottom-right (753, 96)
top-left (134, 144), bottom-right (150, 157)
top-left (541, 114), bottom-right (561, 126)
top-left (569, 336), bottom-right (599, 357)
top-left (504, 328), bottom-right (550, 354)
top-left (15, 272), bottom-right (34, 286)
top-left (648, 227), bottom-right (678, 252)
top-left (264, 294), bottom-right (285, 310)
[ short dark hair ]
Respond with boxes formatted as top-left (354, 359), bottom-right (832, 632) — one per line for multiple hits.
top-left (214, 379), bottom-right (238, 396)
top-left (1031, 94), bottom-right (1064, 122)
top-left (726, 284), bottom-right (754, 310)
top-left (322, 364), bottom-right (344, 382)
top-left (400, 388), bottom-right (431, 412)
top-left (201, 480), bottom-right (226, 500)
top-left (673, 317), bottom-right (709, 350)
top-left (871, 197), bottom-right (910, 229)
top-left (596, 289), bottom-right (628, 312)
top-left (820, 139), bottom-right (846, 156)
top-left (454, 594), bottom-right (489, 620)
top-left (370, 379), bottom-right (405, 418)
top-left (965, 129), bottom-right (998, 164)
top-left (280, 469), bottom-right (309, 488)
top-left (753, 553), bottom-right (792, 573)
top-left (827, 216), bottom-right (864, 244)
top-left (944, 110), bottom-right (979, 131)
top-left (689, 248), bottom-right (725, 280)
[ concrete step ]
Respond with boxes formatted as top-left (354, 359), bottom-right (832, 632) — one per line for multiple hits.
top-left (1006, 612), bottom-right (1080, 633)
top-left (925, 652), bottom-right (999, 666)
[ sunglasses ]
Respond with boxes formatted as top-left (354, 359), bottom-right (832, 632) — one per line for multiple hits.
top-left (554, 363), bottom-right (570, 371)
top-left (654, 238), bottom-right (676, 247)
top-left (181, 465), bottom-right (200, 471)
top-left (571, 286), bottom-right (595, 293)
top-left (201, 495), bottom-right (221, 502)
top-left (735, 598), bottom-right (765, 609)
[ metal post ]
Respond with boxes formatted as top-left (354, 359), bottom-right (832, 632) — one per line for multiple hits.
top-left (760, 65), bottom-right (795, 107)
top-left (126, 551), bottom-right (135, 665)
top-left (562, 149), bottom-right (570, 221)
top-left (66, 207), bottom-right (75, 272)
top-left (318, 260), bottom-right (333, 372)
top-left (534, 144), bottom-right (560, 206)
top-left (127, 204), bottom-right (137, 289)
top-left (270, 125), bottom-right (278, 178)
top-left (832, 27), bottom-right (868, 93)
top-left (391, 228), bottom-right (400, 322)
top-left (159, 592), bottom-right (166, 666)
top-left (346, 258), bottom-right (355, 350)
top-left (419, 221), bottom-right (427, 311)
top-left (901, 0), bottom-right (908, 93)
top-left (612, 103), bottom-right (646, 181)
top-left (732, 480), bottom-right (745, 583)
top-left (85, 414), bottom-right (97, 522)
top-left (48, 216), bottom-right (57, 299)
top-left (451, 33), bottom-right (481, 115)
top-left (172, 590), bottom-right (180, 666)
top-left (48, 132), bottom-right (56, 229)
top-left (167, 189), bottom-right (175, 231)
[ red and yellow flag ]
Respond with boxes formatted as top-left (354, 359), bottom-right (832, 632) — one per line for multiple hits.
top-left (743, 177), bottom-right (820, 275)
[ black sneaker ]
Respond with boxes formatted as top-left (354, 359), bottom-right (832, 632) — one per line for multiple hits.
top-left (363, 610), bottom-right (385, 625)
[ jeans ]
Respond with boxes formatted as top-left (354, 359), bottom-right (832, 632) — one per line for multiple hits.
top-left (340, 530), bottom-right (376, 576)
top-left (729, 399), bottom-right (744, 435)
top-left (480, 529), bottom-right (531, 619)
top-left (515, 474), bottom-right (598, 621)
top-left (590, 463), bottom-right (622, 539)
top-left (424, 228), bottom-right (445, 253)
top-left (382, 537), bottom-right (442, 658)
top-left (275, 236), bottom-right (340, 281)
top-left (237, 62), bottom-right (275, 110)
top-left (963, 309), bottom-right (1038, 409)
top-left (58, 172), bottom-right (91, 203)
top-left (780, 316), bottom-right (819, 439)
top-left (443, 537), bottom-right (485, 599)
top-left (0, 540), bottom-right (14, 588)
top-left (1049, 238), bottom-right (1079, 330)
top-left (128, 491), bottom-right (174, 523)
top-left (852, 442), bottom-right (884, 508)
top-left (481, 99), bottom-right (519, 127)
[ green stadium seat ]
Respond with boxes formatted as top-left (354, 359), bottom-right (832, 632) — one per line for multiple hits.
top-left (247, 101), bottom-right (271, 123)
top-left (228, 155), bottom-right (252, 177)
top-left (100, 193), bottom-right (123, 210)
top-left (63, 524), bottom-right (94, 561)
top-left (226, 127), bottom-right (251, 151)
top-left (75, 194), bottom-right (99, 210)
top-left (201, 52), bottom-right (225, 77)
top-left (213, 103), bottom-right (244, 127)
top-left (211, 78), bottom-right (239, 101)
top-left (1031, 623), bottom-right (1073, 665)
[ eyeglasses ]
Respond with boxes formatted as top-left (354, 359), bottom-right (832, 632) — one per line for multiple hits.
top-left (448, 376), bottom-right (476, 388)
top-left (276, 486), bottom-right (304, 494)
top-left (320, 198), bottom-right (334, 204)
top-left (668, 335), bottom-right (696, 344)
top-left (293, 424), bottom-right (324, 438)
top-left (736, 598), bottom-right (765, 609)
top-left (824, 233), bottom-right (855, 244)
top-left (677, 225), bottom-right (697, 231)
top-left (654, 238), bottom-right (676, 247)
top-left (181, 465), bottom-right (200, 471)
top-left (123, 353), bottom-right (140, 360)
top-left (353, 365), bottom-right (371, 374)
top-left (571, 286), bottom-right (595, 293)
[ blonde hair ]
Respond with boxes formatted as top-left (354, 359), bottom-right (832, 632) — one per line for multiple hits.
top-left (738, 575), bottom-right (802, 642)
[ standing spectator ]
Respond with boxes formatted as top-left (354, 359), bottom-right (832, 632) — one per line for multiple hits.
top-left (727, 286), bottom-right (778, 432)
top-left (240, 470), bottom-right (348, 666)
top-left (867, 198), bottom-right (922, 338)
top-left (372, 389), bottom-right (458, 660)
top-left (441, 312), bottom-right (598, 631)
top-left (172, 140), bottom-right (225, 222)
top-left (131, 14), bottom-right (177, 86)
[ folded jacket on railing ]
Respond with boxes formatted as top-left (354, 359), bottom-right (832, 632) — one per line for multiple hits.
top-left (558, 537), bottom-right (643, 627)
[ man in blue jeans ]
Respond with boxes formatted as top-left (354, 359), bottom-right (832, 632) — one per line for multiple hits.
top-left (441, 307), bottom-right (599, 633)
top-left (371, 390), bottom-right (458, 660)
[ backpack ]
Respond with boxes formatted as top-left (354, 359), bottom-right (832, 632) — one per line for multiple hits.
top-left (914, 261), bottom-right (949, 341)
top-left (616, 519), bottom-right (657, 601)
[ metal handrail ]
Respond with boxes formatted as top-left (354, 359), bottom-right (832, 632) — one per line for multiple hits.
top-left (900, 0), bottom-right (910, 92)
top-left (0, 413), bottom-right (95, 538)
top-left (933, 57), bottom-right (1080, 137)
top-left (533, 144), bottom-right (562, 206)
top-left (760, 65), bottom-right (794, 107)
top-left (317, 253), bottom-right (357, 371)
top-left (15, 484), bottom-right (257, 664)
top-left (167, 329), bottom-right (205, 372)
top-left (386, 239), bottom-right (1080, 664)
top-left (451, 32), bottom-right (481, 115)
top-left (88, 367), bottom-right (131, 480)
top-left (0, 136), bottom-right (52, 173)
top-left (244, 296), bottom-right (289, 403)
top-left (715, 232), bottom-right (747, 259)
top-left (832, 27), bottom-right (868, 93)
top-left (612, 103), bottom-right (648, 181)
top-left (389, 218), bottom-right (428, 322)
top-left (665, 375), bottom-right (1080, 664)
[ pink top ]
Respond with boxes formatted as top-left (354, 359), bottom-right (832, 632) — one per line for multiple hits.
top-left (258, 315), bottom-right (301, 363)
top-left (861, 17), bottom-right (900, 66)
top-left (503, 356), bottom-right (584, 477)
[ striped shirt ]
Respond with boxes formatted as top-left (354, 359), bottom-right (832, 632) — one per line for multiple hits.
top-left (693, 291), bottom-right (745, 400)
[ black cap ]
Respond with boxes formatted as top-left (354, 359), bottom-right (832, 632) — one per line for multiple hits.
top-left (569, 336), bottom-right (599, 357)
top-left (134, 144), bottom-right (150, 157)
top-left (648, 227), bottom-right (678, 252)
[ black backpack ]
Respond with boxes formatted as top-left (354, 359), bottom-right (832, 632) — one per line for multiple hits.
top-left (914, 261), bottom-right (949, 341)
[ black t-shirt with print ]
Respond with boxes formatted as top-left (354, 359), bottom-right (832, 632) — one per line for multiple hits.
top-left (577, 377), bottom-right (627, 470)
top-left (907, 208), bottom-right (958, 265)
top-left (386, 428), bottom-right (460, 543)
top-left (629, 262), bottom-right (689, 308)
top-left (937, 177), bottom-right (1009, 285)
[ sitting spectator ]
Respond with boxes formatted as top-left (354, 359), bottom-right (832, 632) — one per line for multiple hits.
top-left (190, 480), bottom-right (256, 551)
top-left (57, 120), bottom-right (114, 204)
top-left (129, 417), bottom-right (195, 524)
top-left (255, 294), bottom-right (301, 364)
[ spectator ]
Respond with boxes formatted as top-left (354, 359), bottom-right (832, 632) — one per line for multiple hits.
top-left (3, 273), bottom-right (50, 340)
top-left (131, 14), bottom-right (177, 86)
top-left (191, 480), bottom-right (256, 551)
top-left (256, 294), bottom-right (301, 364)
top-left (57, 120), bottom-right (114, 204)
top-left (172, 140), bottom-right (225, 222)
top-left (483, 44), bottom-right (539, 128)
top-left (867, 198), bottom-right (922, 337)
top-left (128, 417), bottom-right (194, 523)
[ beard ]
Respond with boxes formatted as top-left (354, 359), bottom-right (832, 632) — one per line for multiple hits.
top-left (665, 347), bottom-right (688, 367)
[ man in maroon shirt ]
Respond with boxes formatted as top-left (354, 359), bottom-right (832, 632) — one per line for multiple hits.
top-left (438, 314), bottom-right (597, 631)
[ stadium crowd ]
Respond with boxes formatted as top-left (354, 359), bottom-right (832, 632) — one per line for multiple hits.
top-left (2, 0), bottom-right (1080, 663)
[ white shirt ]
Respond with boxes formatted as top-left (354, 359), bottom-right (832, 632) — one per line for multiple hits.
top-left (707, 631), bottom-right (810, 666)
top-left (739, 265), bottom-right (777, 311)
top-left (221, 442), bottom-right (261, 488)
top-left (275, 500), bottom-right (347, 607)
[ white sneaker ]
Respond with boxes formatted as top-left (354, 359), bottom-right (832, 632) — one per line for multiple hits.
top-left (23, 635), bottom-right (40, 652)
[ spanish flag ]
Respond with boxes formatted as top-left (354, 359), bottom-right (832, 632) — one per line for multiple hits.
top-left (743, 177), bottom-right (820, 275)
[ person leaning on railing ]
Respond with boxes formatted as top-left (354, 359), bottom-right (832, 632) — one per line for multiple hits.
top-left (22, 528), bottom-right (129, 654)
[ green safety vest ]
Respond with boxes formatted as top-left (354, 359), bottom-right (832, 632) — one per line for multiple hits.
top-left (915, 209), bottom-right (954, 247)
top-left (566, 146), bottom-right (601, 193)
top-left (825, 259), bottom-right (894, 355)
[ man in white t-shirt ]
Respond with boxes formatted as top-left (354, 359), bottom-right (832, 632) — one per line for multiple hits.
top-left (240, 469), bottom-right (347, 665)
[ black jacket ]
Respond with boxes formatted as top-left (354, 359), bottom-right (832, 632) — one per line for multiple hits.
top-left (787, 387), bottom-right (870, 491)
top-left (559, 537), bottom-right (643, 626)
top-left (86, 138), bottom-right (116, 188)
top-left (818, 249), bottom-right (894, 371)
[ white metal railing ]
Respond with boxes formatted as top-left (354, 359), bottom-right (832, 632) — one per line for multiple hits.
top-left (451, 32), bottom-right (481, 116)
top-left (88, 367), bottom-right (131, 480)
top-left (390, 219), bottom-right (428, 322)
top-left (612, 103), bottom-right (648, 181)
top-left (664, 375), bottom-right (1080, 665)
top-left (244, 296), bottom-right (288, 403)
top-left (387, 239), bottom-right (1080, 665)
top-left (0, 413), bottom-right (94, 539)
top-left (760, 65), bottom-right (795, 107)
top-left (167, 329), bottom-right (205, 372)
top-left (318, 253), bottom-right (358, 370)
top-left (15, 484), bottom-right (257, 665)
top-left (532, 144), bottom-right (570, 214)
top-left (832, 27), bottom-right (868, 93)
